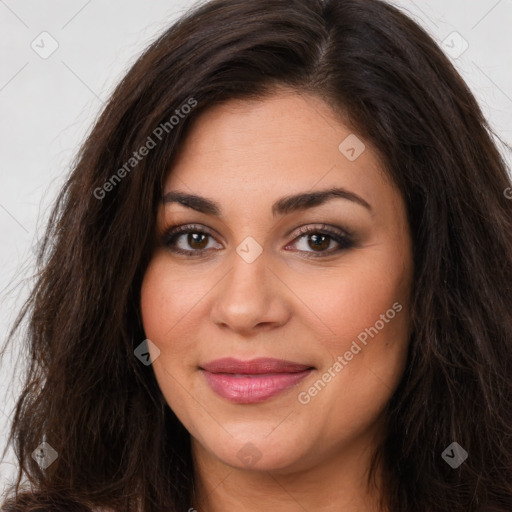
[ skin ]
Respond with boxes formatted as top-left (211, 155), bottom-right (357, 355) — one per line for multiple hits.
top-left (140, 88), bottom-right (414, 512)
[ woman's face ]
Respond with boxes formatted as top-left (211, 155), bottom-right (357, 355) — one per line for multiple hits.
top-left (140, 90), bottom-right (413, 474)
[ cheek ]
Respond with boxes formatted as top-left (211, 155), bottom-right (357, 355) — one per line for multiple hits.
top-left (293, 279), bottom-right (410, 445)
top-left (140, 254), bottom-right (204, 344)
top-left (301, 245), bottom-right (411, 348)
top-left (140, 255), bottom-right (199, 422)
top-left (334, 268), bottom-right (408, 346)
top-left (140, 259), bottom-right (172, 346)
top-left (139, 255), bottom-right (202, 377)
top-left (139, 261), bottom-right (165, 364)
top-left (298, 244), bottom-right (412, 422)
top-left (332, 254), bottom-right (411, 417)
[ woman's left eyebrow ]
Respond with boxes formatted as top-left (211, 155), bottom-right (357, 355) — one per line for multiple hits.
top-left (162, 186), bottom-right (372, 217)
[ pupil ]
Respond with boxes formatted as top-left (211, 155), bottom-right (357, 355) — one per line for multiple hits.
top-left (309, 234), bottom-right (328, 251)
top-left (189, 233), bottom-right (207, 249)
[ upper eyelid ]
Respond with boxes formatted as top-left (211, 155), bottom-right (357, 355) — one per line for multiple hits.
top-left (162, 223), bottom-right (352, 247)
top-left (163, 222), bottom-right (350, 236)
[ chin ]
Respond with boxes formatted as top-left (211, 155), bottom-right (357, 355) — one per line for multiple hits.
top-left (197, 427), bottom-right (312, 473)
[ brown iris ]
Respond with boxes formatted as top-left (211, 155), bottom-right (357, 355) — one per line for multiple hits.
top-left (307, 233), bottom-right (330, 251)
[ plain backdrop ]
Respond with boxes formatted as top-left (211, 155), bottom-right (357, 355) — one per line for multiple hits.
top-left (1, 0), bottom-right (511, 489)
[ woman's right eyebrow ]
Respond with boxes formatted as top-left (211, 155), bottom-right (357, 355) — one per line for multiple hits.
top-left (162, 187), bottom-right (372, 218)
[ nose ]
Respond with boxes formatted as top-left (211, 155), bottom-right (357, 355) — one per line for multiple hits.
top-left (209, 246), bottom-right (291, 335)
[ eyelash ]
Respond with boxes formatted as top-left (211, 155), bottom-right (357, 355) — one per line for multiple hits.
top-left (160, 223), bottom-right (355, 258)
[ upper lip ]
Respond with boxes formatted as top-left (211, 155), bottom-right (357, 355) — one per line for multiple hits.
top-left (200, 357), bottom-right (313, 374)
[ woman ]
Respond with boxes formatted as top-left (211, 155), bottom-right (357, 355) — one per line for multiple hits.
top-left (1, 0), bottom-right (511, 510)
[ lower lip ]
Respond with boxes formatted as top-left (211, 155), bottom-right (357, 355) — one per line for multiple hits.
top-left (201, 369), bottom-right (313, 404)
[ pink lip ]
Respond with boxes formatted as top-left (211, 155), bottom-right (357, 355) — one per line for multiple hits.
top-left (200, 357), bottom-right (314, 404)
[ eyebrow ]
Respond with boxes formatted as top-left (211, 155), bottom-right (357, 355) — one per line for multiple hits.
top-left (162, 187), bottom-right (372, 217)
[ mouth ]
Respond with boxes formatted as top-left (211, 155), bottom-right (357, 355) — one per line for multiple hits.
top-left (199, 357), bottom-right (314, 404)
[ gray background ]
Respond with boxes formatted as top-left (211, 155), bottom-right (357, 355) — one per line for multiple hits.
top-left (1, 0), bottom-right (511, 488)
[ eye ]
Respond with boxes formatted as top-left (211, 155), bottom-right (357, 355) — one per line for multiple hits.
top-left (285, 224), bottom-right (354, 257)
top-left (161, 223), bottom-right (354, 257)
top-left (161, 224), bottom-right (222, 256)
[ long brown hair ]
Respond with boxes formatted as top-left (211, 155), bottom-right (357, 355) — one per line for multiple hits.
top-left (2, 0), bottom-right (512, 510)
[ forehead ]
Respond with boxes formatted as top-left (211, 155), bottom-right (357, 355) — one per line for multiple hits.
top-left (163, 91), bottom-right (392, 215)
